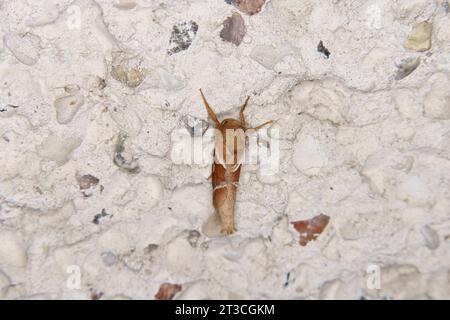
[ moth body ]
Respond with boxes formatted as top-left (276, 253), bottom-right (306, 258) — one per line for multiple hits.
top-left (199, 89), bottom-right (272, 235)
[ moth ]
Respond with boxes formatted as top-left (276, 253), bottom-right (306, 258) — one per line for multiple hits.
top-left (199, 89), bottom-right (272, 234)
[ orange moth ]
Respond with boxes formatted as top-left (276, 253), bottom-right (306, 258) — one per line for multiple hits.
top-left (199, 89), bottom-right (272, 234)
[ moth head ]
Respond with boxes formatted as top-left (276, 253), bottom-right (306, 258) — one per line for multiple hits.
top-left (221, 118), bottom-right (242, 129)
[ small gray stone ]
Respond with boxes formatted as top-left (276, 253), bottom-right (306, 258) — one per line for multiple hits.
top-left (167, 21), bottom-right (198, 55)
top-left (421, 225), bottom-right (440, 250)
top-left (395, 57), bottom-right (420, 80)
top-left (187, 230), bottom-right (201, 247)
top-left (220, 12), bottom-right (246, 46)
top-left (113, 133), bottom-right (140, 173)
top-left (101, 251), bottom-right (118, 267)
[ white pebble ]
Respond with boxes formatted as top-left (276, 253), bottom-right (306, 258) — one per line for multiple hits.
top-left (379, 264), bottom-right (424, 299)
top-left (54, 95), bottom-right (85, 124)
top-left (250, 44), bottom-right (295, 70)
top-left (423, 74), bottom-right (450, 120)
top-left (4, 32), bottom-right (42, 65)
top-left (396, 175), bottom-right (432, 206)
top-left (97, 229), bottom-right (132, 255)
top-left (169, 184), bottom-right (210, 226)
top-left (158, 68), bottom-right (186, 91)
top-left (0, 230), bottom-right (27, 268)
top-left (165, 237), bottom-right (202, 277)
top-left (132, 176), bottom-right (163, 210)
top-left (292, 133), bottom-right (328, 176)
top-left (37, 135), bottom-right (82, 165)
top-left (392, 89), bottom-right (423, 120)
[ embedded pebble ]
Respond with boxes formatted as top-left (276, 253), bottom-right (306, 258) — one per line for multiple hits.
top-left (169, 184), bottom-right (210, 226)
top-left (423, 74), bottom-right (450, 120)
top-left (76, 174), bottom-right (100, 190)
top-left (158, 68), bottom-right (186, 91)
top-left (132, 176), bottom-right (163, 210)
top-left (64, 84), bottom-right (81, 94)
top-left (155, 283), bottom-right (182, 300)
top-left (421, 225), bottom-right (440, 250)
top-left (165, 237), bottom-right (202, 277)
top-left (87, 75), bottom-right (107, 91)
top-left (92, 208), bottom-right (111, 225)
top-left (361, 149), bottom-right (413, 195)
top-left (54, 95), bottom-right (85, 124)
top-left (228, 0), bottom-right (266, 15)
top-left (220, 12), bottom-right (246, 46)
top-left (101, 251), bottom-right (118, 267)
top-left (36, 135), bottom-right (81, 165)
top-left (404, 22), bottom-right (433, 52)
top-left (113, 133), bottom-right (140, 173)
top-left (187, 230), bottom-right (201, 248)
top-left (292, 133), bottom-right (328, 176)
top-left (167, 21), bottom-right (198, 55)
top-left (97, 229), bottom-right (132, 255)
top-left (0, 230), bottom-right (27, 268)
top-left (271, 217), bottom-right (294, 246)
top-left (317, 40), bottom-right (331, 59)
top-left (339, 219), bottom-right (363, 241)
top-left (4, 32), bottom-right (42, 65)
top-left (111, 52), bottom-right (146, 88)
top-left (291, 214), bottom-right (330, 246)
top-left (396, 175), bottom-right (432, 206)
top-left (378, 264), bottom-right (424, 299)
top-left (392, 89), bottom-right (423, 120)
top-left (362, 155), bottom-right (387, 195)
top-left (395, 57), bottom-right (421, 80)
top-left (114, 0), bottom-right (137, 10)
top-left (250, 44), bottom-right (294, 70)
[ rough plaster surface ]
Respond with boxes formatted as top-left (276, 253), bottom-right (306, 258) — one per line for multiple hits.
top-left (0, 0), bottom-right (450, 300)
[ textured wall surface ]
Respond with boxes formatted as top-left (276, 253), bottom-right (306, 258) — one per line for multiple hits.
top-left (1, 0), bottom-right (450, 300)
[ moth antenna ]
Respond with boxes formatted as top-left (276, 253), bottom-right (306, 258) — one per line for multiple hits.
top-left (239, 96), bottom-right (250, 127)
top-left (247, 120), bottom-right (273, 132)
top-left (199, 89), bottom-right (221, 127)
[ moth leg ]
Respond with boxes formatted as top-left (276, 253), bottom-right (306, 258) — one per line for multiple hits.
top-left (231, 163), bottom-right (241, 172)
top-left (239, 96), bottom-right (250, 127)
top-left (247, 120), bottom-right (273, 131)
top-left (199, 89), bottom-right (221, 128)
top-left (221, 225), bottom-right (236, 235)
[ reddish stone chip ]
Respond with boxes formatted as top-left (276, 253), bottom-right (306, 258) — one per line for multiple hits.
top-left (76, 174), bottom-right (99, 190)
top-left (154, 283), bottom-right (182, 300)
top-left (220, 12), bottom-right (246, 46)
top-left (291, 214), bottom-right (330, 246)
top-left (234, 0), bottom-right (266, 15)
